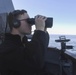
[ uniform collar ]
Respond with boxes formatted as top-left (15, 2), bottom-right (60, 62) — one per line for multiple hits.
top-left (5, 33), bottom-right (28, 45)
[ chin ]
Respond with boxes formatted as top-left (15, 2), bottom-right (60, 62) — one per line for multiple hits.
top-left (25, 32), bottom-right (31, 35)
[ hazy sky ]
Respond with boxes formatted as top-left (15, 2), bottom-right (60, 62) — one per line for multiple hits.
top-left (12, 0), bottom-right (76, 35)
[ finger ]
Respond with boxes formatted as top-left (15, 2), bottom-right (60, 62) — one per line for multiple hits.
top-left (35, 15), bottom-right (40, 18)
top-left (38, 15), bottom-right (44, 19)
top-left (43, 17), bottom-right (47, 21)
top-left (35, 15), bottom-right (47, 21)
top-left (39, 16), bottom-right (47, 21)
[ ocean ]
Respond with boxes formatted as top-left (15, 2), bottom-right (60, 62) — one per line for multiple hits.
top-left (48, 34), bottom-right (76, 50)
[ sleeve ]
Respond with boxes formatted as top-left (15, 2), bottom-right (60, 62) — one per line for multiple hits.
top-left (25, 30), bottom-right (49, 71)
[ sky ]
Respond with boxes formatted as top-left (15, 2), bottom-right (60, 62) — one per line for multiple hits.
top-left (12, 0), bottom-right (76, 35)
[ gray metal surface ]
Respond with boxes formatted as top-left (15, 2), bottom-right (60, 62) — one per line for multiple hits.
top-left (0, 0), bottom-right (14, 13)
top-left (0, 0), bottom-right (14, 44)
top-left (0, 0), bottom-right (14, 34)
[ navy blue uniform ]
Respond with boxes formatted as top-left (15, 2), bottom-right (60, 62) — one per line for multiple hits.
top-left (0, 30), bottom-right (49, 75)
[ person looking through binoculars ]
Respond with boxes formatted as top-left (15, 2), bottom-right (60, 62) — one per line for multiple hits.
top-left (0, 9), bottom-right (51, 75)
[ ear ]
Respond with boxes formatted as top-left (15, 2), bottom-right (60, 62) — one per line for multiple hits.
top-left (13, 19), bottom-right (21, 28)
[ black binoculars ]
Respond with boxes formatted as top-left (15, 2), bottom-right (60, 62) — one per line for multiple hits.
top-left (27, 17), bottom-right (53, 28)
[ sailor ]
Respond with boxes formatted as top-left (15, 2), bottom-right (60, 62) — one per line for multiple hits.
top-left (0, 9), bottom-right (49, 75)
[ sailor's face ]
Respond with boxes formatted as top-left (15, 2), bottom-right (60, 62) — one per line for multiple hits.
top-left (18, 13), bottom-right (31, 35)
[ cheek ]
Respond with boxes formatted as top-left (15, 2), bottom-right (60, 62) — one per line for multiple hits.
top-left (24, 22), bottom-right (31, 30)
top-left (21, 22), bottom-right (27, 28)
top-left (20, 21), bottom-right (31, 31)
top-left (21, 22), bottom-right (31, 31)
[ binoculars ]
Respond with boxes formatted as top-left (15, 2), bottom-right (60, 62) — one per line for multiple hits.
top-left (27, 17), bottom-right (53, 28)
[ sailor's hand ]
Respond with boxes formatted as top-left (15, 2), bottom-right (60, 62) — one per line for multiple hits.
top-left (35, 15), bottom-right (47, 31)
